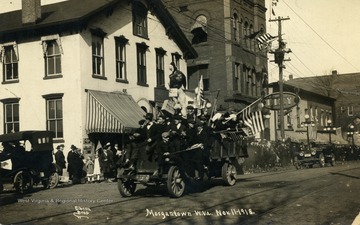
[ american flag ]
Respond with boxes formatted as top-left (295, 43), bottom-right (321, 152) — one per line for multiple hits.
top-left (256, 33), bottom-right (277, 50)
top-left (196, 75), bottom-right (205, 108)
top-left (238, 100), bottom-right (265, 136)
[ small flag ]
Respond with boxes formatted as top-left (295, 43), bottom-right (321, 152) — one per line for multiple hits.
top-left (238, 102), bottom-right (265, 136)
top-left (195, 75), bottom-right (205, 108)
top-left (256, 33), bottom-right (277, 50)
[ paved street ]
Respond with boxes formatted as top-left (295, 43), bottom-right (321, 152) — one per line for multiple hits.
top-left (1, 161), bottom-right (360, 225)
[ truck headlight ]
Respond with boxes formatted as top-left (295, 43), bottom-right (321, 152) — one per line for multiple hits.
top-left (299, 151), bottom-right (304, 157)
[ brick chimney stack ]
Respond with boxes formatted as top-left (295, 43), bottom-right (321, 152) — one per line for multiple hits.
top-left (22, 0), bottom-right (41, 25)
top-left (332, 70), bottom-right (338, 75)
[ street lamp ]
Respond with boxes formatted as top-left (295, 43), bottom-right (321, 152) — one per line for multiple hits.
top-left (323, 119), bottom-right (336, 143)
top-left (347, 125), bottom-right (355, 148)
top-left (301, 114), bottom-right (315, 150)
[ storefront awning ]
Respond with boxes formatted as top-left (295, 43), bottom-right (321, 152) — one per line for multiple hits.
top-left (284, 131), bottom-right (313, 143)
top-left (316, 133), bottom-right (348, 144)
top-left (85, 90), bottom-right (145, 134)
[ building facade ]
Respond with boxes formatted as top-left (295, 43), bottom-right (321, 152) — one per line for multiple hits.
top-left (164, 0), bottom-right (268, 110)
top-left (0, 0), bottom-right (197, 155)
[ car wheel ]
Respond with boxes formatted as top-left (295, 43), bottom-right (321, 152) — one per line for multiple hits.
top-left (117, 178), bottom-right (136, 197)
top-left (330, 153), bottom-right (336, 166)
top-left (319, 153), bottom-right (325, 167)
top-left (167, 166), bottom-right (186, 198)
top-left (14, 171), bottom-right (33, 194)
top-left (221, 162), bottom-right (237, 186)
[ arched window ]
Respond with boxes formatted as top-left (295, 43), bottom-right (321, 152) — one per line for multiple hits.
top-left (132, 1), bottom-right (148, 38)
top-left (191, 15), bottom-right (207, 44)
top-left (243, 21), bottom-right (249, 47)
top-left (233, 13), bottom-right (240, 42)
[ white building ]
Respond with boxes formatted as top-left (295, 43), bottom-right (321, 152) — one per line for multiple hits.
top-left (0, 0), bottom-right (197, 156)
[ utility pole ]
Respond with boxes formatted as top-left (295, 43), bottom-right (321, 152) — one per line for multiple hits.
top-left (269, 16), bottom-right (291, 141)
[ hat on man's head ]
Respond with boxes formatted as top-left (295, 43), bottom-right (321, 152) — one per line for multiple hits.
top-left (186, 105), bottom-right (194, 110)
top-left (161, 132), bottom-right (170, 138)
top-left (70, 145), bottom-right (77, 150)
top-left (56, 144), bottom-right (65, 150)
top-left (144, 113), bottom-right (153, 120)
top-left (104, 142), bottom-right (111, 148)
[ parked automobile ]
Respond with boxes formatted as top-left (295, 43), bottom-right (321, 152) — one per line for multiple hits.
top-left (0, 131), bottom-right (59, 194)
top-left (292, 142), bottom-right (335, 169)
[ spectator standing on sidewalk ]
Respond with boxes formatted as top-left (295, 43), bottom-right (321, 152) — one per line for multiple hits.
top-left (99, 143), bottom-right (115, 182)
top-left (54, 144), bottom-right (66, 176)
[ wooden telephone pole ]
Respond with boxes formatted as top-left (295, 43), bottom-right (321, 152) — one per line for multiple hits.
top-left (269, 16), bottom-right (291, 140)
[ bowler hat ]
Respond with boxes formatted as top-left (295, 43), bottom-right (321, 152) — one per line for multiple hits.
top-left (70, 145), bottom-right (77, 150)
top-left (56, 144), bottom-right (65, 150)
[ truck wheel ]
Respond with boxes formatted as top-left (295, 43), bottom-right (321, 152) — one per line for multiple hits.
top-left (117, 179), bottom-right (136, 197)
top-left (167, 166), bottom-right (185, 198)
top-left (330, 153), bottom-right (336, 166)
top-left (222, 162), bottom-right (237, 186)
top-left (319, 153), bottom-right (325, 167)
top-left (14, 171), bottom-right (33, 194)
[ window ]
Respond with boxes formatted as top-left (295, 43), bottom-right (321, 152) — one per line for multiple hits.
top-left (233, 13), bottom-right (240, 42)
top-left (137, 43), bottom-right (148, 85)
top-left (234, 63), bottom-right (240, 91)
top-left (115, 36), bottom-right (128, 81)
top-left (155, 48), bottom-right (166, 87)
top-left (132, 1), bottom-right (148, 38)
top-left (348, 106), bottom-right (354, 116)
top-left (44, 40), bottom-right (62, 76)
top-left (243, 22), bottom-right (250, 48)
top-left (43, 94), bottom-right (63, 139)
top-left (3, 100), bottom-right (19, 133)
top-left (2, 43), bottom-right (18, 82)
top-left (92, 34), bottom-right (104, 77)
top-left (191, 15), bottom-right (207, 44)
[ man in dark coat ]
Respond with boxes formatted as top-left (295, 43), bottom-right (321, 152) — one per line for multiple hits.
top-left (67, 145), bottom-right (84, 184)
top-left (141, 113), bottom-right (161, 161)
top-left (54, 144), bottom-right (66, 176)
top-left (99, 143), bottom-right (115, 182)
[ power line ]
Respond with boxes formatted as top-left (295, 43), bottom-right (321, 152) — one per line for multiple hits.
top-left (282, 0), bottom-right (360, 72)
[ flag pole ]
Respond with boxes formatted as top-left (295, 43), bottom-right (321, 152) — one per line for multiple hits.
top-left (208, 89), bottom-right (220, 126)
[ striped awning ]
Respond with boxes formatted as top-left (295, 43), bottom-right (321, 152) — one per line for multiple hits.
top-left (85, 90), bottom-right (145, 134)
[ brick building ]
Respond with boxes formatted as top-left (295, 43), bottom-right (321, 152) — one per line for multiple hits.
top-left (164, 0), bottom-right (268, 110)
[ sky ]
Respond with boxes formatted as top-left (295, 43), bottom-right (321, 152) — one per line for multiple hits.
top-left (1, 0), bottom-right (359, 83)
top-left (265, 0), bottom-right (360, 82)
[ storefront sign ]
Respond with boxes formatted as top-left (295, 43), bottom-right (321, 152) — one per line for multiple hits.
top-left (263, 92), bottom-right (300, 111)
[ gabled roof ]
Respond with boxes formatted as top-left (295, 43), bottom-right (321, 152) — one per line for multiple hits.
top-left (0, 0), bottom-right (197, 59)
top-left (0, 0), bottom-right (116, 34)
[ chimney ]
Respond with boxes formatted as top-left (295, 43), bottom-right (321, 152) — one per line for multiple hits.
top-left (289, 74), bottom-right (293, 80)
top-left (22, 0), bottom-right (41, 25)
top-left (332, 70), bottom-right (338, 75)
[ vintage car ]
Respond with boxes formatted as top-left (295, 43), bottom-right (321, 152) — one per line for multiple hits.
top-left (291, 141), bottom-right (336, 169)
top-left (117, 130), bottom-right (248, 198)
top-left (0, 131), bottom-right (59, 194)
